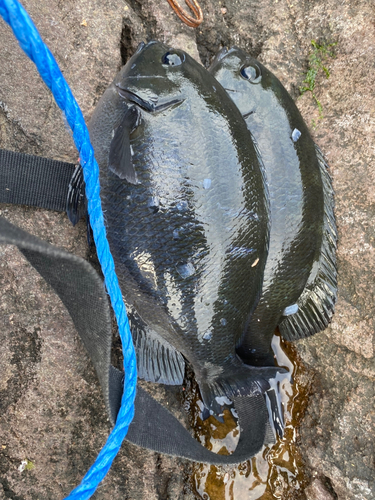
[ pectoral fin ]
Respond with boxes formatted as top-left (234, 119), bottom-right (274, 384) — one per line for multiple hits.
top-left (108, 106), bottom-right (140, 184)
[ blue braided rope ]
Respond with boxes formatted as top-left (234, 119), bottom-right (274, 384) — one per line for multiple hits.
top-left (0, 1), bottom-right (137, 499)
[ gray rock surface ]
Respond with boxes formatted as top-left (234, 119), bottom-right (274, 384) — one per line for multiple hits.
top-left (0, 0), bottom-right (374, 499)
top-left (305, 479), bottom-right (336, 500)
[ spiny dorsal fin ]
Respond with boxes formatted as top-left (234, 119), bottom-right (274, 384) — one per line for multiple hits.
top-left (278, 144), bottom-right (338, 340)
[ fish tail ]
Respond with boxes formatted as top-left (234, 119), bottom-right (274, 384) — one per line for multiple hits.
top-left (198, 358), bottom-right (287, 416)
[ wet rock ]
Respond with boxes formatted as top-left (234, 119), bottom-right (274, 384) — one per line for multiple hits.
top-left (0, 0), bottom-right (374, 499)
top-left (305, 478), bottom-right (336, 500)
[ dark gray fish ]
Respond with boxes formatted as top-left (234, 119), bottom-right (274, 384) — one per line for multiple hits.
top-left (71, 41), bottom-right (286, 414)
top-left (209, 47), bottom-right (337, 366)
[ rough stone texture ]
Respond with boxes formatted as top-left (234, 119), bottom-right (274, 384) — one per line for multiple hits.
top-left (305, 479), bottom-right (336, 500)
top-left (0, 0), bottom-right (374, 499)
top-left (293, 1), bottom-right (375, 498)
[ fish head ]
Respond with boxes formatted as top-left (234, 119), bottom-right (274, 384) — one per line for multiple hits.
top-left (114, 41), bottom-right (196, 113)
top-left (209, 46), bottom-right (273, 118)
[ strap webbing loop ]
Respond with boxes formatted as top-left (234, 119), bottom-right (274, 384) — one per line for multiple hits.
top-left (0, 148), bottom-right (75, 211)
top-left (0, 213), bottom-right (270, 465)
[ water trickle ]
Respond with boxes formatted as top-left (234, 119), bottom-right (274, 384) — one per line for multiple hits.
top-left (282, 304), bottom-right (299, 316)
top-left (228, 246), bottom-right (255, 258)
top-left (187, 332), bottom-right (312, 499)
top-left (148, 196), bottom-right (159, 213)
top-left (215, 396), bottom-right (232, 407)
top-left (203, 330), bottom-right (213, 341)
top-left (177, 200), bottom-right (189, 211)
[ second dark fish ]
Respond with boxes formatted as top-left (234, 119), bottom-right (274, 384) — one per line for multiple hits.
top-left (209, 47), bottom-right (337, 366)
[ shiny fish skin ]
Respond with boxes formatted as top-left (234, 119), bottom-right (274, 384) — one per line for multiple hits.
top-left (209, 47), bottom-right (327, 365)
top-left (88, 41), bottom-right (283, 412)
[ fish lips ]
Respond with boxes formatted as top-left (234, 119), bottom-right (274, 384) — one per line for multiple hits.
top-left (116, 85), bottom-right (157, 112)
top-left (213, 46), bottom-right (229, 63)
top-left (209, 46), bottom-right (242, 68)
top-left (116, 84), bottom-right (184, 113)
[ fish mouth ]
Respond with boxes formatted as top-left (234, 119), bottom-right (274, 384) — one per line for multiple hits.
top-left (215, 46), bottom-right (229, 62)
top-left (211, 46), bottom-right (242, 65)
top-left (116, 85), bottom-right (184, 113)
top-left (208, 46), bottom-right (229, 71)
top-left (134, 41), bottom-right (146, 54)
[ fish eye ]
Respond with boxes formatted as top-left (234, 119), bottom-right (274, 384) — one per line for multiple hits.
top-left (240, 64), bottom-right (262, 83)
top-left (161, 50), bottom-right (185, 67)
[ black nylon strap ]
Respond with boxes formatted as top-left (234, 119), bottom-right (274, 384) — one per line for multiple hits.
top-left (127, 387), bottom-right (268, 464)
top-left (0, 148), bottom-right (75, 211)
top-left (0, 216), bottom-right (115, 423)
top-left (0, 215), bottom-right (269, 464)
top-left (0, 149), bottom-right (274, 463)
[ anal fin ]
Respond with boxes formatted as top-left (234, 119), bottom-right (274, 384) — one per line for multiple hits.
top-left (278, 144), bottom-right (338, 341)
top-left (129, 310), bottom-right (185, 385)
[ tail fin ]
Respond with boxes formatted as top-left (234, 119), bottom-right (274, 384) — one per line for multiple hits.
top-left (198, 357), bottom-right (287, 416)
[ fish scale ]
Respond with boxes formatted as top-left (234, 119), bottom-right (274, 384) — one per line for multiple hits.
top-left (84, 41), bottom-right (285, 413)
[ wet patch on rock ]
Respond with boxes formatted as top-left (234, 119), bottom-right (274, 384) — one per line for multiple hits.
top-left (189, 335), bottom-right (314, 499)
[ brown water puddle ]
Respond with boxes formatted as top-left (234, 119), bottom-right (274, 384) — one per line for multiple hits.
top-left (187, 334), bottom-right (312, 499)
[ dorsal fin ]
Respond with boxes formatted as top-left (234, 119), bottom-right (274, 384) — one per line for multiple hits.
top-left (278, 144), bottom-right (338, 340)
